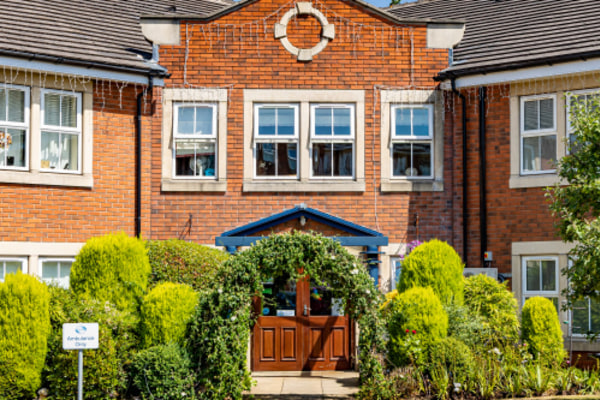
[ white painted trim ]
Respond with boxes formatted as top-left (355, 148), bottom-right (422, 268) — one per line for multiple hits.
top-left (444, 57), bottom-right (600, 89)
top-left (0, 55), bottom-right (158, 85)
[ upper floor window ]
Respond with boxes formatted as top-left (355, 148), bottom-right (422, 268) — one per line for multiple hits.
top-left (41, 89), bottom-right (82, 173)
top-left (173, 103), bottom-right (217, 178)
top-left (0, 85), bottom-right (29, 170)
top-left (391, 105), bottom-right (433, 179)
top-left (40, 258), bottom-right (73, 289)
top-left (567, 89), bottom-right (600, 154)
top-left (520, 95), bottom-right (556, 174)
top-left (522, 256), bottom-right (559, 311)
top-left (0, 258), bottom-right (25, 282)
top-left (311, 104), bottom-right (354, 178)
top-left (254, 104), bottom-right (299, 178)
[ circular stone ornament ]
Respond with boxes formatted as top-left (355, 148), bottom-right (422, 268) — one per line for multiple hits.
top-left (273, 2), bottom-right (335, 61)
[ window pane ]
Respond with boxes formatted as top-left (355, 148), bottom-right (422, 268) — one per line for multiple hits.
top-left (524, 100), bottom-right (538, 131)
top-left (41, 131), bottom-right (60, 169)
top-left (591, 299), bottom-right (600, 333)
top-left (44, 93), bottom-right (61, 126)
top-left (413, 108), bottom-right (430, 137)
top-left (312, 143), bottom-right (332, 176)
top-left (195, 107), bottom-right (213, 135)
top-left (526, 260), bottom-right (540, 291)
top-left (333, 108), bottom-right (351, 136)
top-left (5, 261), bottom-right (21, 275)
top-left (61, 95), bottom-right (77, 128)
top-left (278, 143), bottom-right (297, 176)
top-left (539, 98), bottom-right (554, 130)
top-left (261, 276), bottom-right (296, 316)
top-left (177, 107), bottom-right (195, 134)
top-left (277, 108), bottom-right (295, 136)
top-left (413, 143), bottom-right (432, 176)
top-left (8, 90), bottom-right (24, 123)
top-left (540, 135), bottom-right (556, 170)
top-left (4, 129), bottom-right (26, 167)
top-left (572, 298), bottom-right (589, 335)
top-left (541, 259), bottom-right (556, 291)
top-left (392, 143), bottom-right (411, 176)
top-left (0, 89), bottom-right (5, 121)
top-left (310, 279), bottom-right (333, 316)
top-left (333, 143), bottom-right (353, 176)
top-left (314, 108), bottom-right (332, 136)
top-left (42, 262), bottom-right (59, 279)
top-left (256, 143), bottom-right (276, 176)
top-left (258, 108), bottom-right (276, 136)
top-left (395, 108), bottom-right (411, 136)
top-left (61, 134), bottom-right (78, 171)
top-left (175, 141), bottom-right (215, 177)
top-left (61, 262), bottom-right (72, 279)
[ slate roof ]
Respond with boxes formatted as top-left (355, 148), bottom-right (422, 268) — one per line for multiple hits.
top-left (388, 0), bottom-right (600, 78)
top-left (0, 0), bottom-right (231, 76)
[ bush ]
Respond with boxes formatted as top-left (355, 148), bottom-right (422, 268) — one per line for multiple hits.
top-left (146, 239), bottom-right (229, 291)
top-left (43, 286), bottom-right (138, 399)
top-left (464, 274), bottom-right (520, 346)
top-left (140, 282), bottom-right (199, 348)
top-left (387, 286), bottom-right (448, 367)
top-left (428, 337), bottom-right (474, 378)
top-left (70, 232), bottom-right (150, 313)
top-left (397, 239), bottom-right (464, 306)
top-left (521, 296), bottom-right (566, 366)
top-left (0, 272), bottom-right (51, 399)
top-left (445, 303), bottom-right (491, 349)
top-left (130, 343), bottom-right (195, 400)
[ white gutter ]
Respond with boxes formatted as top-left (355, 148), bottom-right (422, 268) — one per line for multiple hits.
top-left (441, 57), bottom-right (600, 89)
top-left (0, 55), bottom-right (165, 86)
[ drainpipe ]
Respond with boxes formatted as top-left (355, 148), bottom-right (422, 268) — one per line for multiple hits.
top-left (135, 75), bottom-right (154, 238)
top-left (451, 79), bottom-right (468, 265)
top-left (478, 86), bottom-right (488, 267)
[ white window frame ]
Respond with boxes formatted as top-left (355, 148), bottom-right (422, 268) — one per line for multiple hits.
top-left (0, 84), bottom-right (30, 171)
top-left (172, 102), bottom-right (218, 180)
top-left (40, 89), bottom-right (83, 174)
top-left (39, 257), bottom-right (74, 289)
top-left (390, 257), bottom-right (402, 291)
top-left (522, 255), bottom-right (559, 305)
top-left (390, 104), bottom-right (434, 180)
top-left (310, 103), bottom-right (355, 179)
top-left (519, 94), bottom-right (557, 175)
top-left (253, 103), bottom-right (300, 180)
top-left (566, 89), bottom-right (600, 154)
top-left (0, 257), bottom-right (27, 282)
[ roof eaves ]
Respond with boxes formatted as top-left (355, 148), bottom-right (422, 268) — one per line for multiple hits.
top-left (436, 49), bottom-right (600, 81)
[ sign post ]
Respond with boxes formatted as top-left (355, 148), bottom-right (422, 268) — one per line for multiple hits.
top-left (62, 323), bottom-right (99, 400)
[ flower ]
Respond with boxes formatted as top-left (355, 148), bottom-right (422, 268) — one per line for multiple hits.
top-left (351, 269), bottom-right (358, 275)
top-left (405, 329), bottom-right (410, 333)
top-left (218, 288), bottom-right (223, 294)
top-left (412, 330), bottom-right (416, 334)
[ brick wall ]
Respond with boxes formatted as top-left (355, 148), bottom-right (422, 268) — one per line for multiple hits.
top-left (149, 0), bottom-right (455, 248)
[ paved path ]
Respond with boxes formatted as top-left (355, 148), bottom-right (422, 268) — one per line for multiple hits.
top-left (246, 371), bottom-right (359, 399)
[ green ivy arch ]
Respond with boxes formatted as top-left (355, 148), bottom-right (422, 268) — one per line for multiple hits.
top-left (187, 231), bottom-right (385, 399)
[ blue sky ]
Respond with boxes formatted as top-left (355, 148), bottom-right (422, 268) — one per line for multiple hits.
top-left (365, 0), bottom-right (416, 9)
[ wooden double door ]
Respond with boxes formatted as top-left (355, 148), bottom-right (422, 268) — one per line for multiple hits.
top-left (252, 276), bottom-right (353, 371)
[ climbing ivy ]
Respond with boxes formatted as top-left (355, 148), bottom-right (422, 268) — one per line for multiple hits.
top-left (187, 231), bottom-right (385, 399)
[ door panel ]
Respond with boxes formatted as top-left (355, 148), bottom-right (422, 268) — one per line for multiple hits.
top-left (308, 327), bottom-right (325, 360)
top-left (281, 327), bottom-right (297, 360)
top-left (259, 327), bottom-right (276, 361)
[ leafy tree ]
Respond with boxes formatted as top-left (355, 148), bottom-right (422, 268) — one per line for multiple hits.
top-left (547, 93), bottom-right (600, 305)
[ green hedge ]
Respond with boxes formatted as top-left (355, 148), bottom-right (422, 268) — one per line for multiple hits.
top-left (387, 286), bottom-right (448, 367)
top-left (146, 239), bottom-right (229, 291)
top-left (464, 274), bottom-right (520, 346)
top-left (140, 282), bottom-right (199, 348)
top-left (397, 239), bottom-right (464, 306)
top-left (0, 272), bottom-right (51, 399)
top-left (521, 296), bottom-right (566, 367)
top-left (43, 286), bottom-right (138, 399)
top-left (70, 232), bottom-right (150, 313)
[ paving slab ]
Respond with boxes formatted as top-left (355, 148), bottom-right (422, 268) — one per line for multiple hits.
top-left (246, 371), bottom-right (359, 399)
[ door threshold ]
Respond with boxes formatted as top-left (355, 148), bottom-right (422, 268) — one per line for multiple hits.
top-left (252, 371), bottom-right (358, 377)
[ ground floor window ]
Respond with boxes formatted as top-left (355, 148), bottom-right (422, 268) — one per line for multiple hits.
top-left (390, 257), bottom-right (402, 291)
top-left (40, 258), bottom-right (73, 288)
top-left (0, 258), bottom-right (25, 282)
top-left (522, 256), bottom-right (559, 311)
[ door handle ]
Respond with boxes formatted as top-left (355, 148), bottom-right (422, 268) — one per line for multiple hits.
top-left (303, 304), bottom-right (309, 316)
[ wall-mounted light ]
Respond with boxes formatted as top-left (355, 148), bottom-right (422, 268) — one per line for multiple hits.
top-left (299, 216), bottom-right (306, 226)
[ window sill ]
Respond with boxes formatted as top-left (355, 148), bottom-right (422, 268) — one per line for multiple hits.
top-left (381, 179), bottom-right (443, 192)
top-left (570, 338), bottom-right (600, 352)
top-left (243, 179), bottom-right (365, 192)
top-left (509, 173), bottom-right (560, 189)
top-left (0, 170), bottom-right (93, 188)
top-left (161, 178), bottom-right (227, 192)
